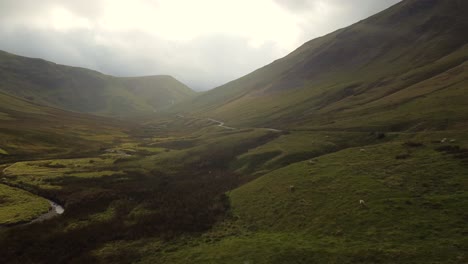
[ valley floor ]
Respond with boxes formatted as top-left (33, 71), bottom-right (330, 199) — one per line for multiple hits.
top-left (0, 116), bottom-right (467, 263)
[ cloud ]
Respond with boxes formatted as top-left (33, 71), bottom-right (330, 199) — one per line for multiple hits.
top-left (0, 0), bottom-right (401, 90)
top-left (274, 0), bottom-right (402, 41)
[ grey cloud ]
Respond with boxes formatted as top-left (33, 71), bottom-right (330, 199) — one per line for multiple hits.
top-left (273, 0), bottom-right (314, 13)
top-left (274, 0), bottom-right (402, 44)
top-left (274, 0), bottom-right (401, 14)
top-left (0, 26), bottom-right (282, 90)
top-left (0, 0), bottom-right (402, 90)
top-left (0, 0), bottom-right (103, 19)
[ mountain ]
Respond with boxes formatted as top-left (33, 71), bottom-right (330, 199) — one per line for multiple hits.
top-left (0, 50), bottom-right (196, 117)
top-left (0, 91), bottom-right (130, 161)
top-left (1, 0), bottom-right (468, 263)
top-left (179, 0), bottom-right (468, 131)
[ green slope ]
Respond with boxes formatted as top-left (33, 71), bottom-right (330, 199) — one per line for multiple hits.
top-left (0, 0), bottom-right (467, 262)
top-left (0, 50), bottom-right (196, 117)
top-left (133, 132), bottom-right (468, 263)
top-left (119, 75), bottom-right (195, 112)
top-left (178, 0), bottom-right (468, 131)
top-left (0, 91), bottom-right (130, 160)
top-left (125, 1), bottom-right (468, 262)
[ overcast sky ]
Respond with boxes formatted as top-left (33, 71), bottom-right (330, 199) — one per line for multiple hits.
top-left (0, 0), bottom-right (401, 90)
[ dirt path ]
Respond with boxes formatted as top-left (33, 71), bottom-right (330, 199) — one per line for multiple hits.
top-left (177, 115), bottom-right (282, 132)
top-left (206, 118), bottom-right (237, 130)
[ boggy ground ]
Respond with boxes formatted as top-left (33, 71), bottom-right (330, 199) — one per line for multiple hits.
top-left (0, 116), bottom-right (467, 263)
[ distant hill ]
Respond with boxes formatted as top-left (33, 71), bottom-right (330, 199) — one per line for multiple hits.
top-left (0, 50), bottom-right (196, 117)
top-left (0, 91), bottom-right (130, 160)
top-left (178, 0), bottom-right (468, 131)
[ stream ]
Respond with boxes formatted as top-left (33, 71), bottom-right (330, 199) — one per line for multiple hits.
top-left (2, 166), bottom-right (65, 225)
top-left (29, 200), bottom-right (65, 224)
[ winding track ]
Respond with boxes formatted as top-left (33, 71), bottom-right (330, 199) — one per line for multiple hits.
top-left (206, 118), bottom-right (237, 130)
top-left (177, 115), bottom-right (282, 132)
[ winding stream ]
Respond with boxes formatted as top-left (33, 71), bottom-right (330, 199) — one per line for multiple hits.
top-left (2, 166), bottom-right (65, 225)
top-left (29, 200), bottom-right (65, 224)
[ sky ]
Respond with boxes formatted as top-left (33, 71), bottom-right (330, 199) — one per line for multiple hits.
top-left (0, 0), bottom-right (401, 90)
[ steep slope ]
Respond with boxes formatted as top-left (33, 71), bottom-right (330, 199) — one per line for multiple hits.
top-left (0, 91), bottom-right (129, 160)
top-left (179, 0), bottom-right (468, 131)
top-left (0, 50), bottom-right (195, 117)
top-left (119, 75), bottom-right (195, 112)
top-left (143, 134), bottom-right (468, 263)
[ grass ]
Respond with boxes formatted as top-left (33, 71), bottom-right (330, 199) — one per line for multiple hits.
top-left (106, 142), bottom-right (166, 155)
top-left (3, 157), bottom-right (123, 189)
top-left (1, 25), bottom-right (467, 260)
top-left (134, 128), bottom-right (280, 174)
top-left (0, 83), bottom-right (467, 263)
top-left (0, 111), bottom-right (467, 263)
top-left (0, 184), bottom-right (50, 225)
top-left (230, 141), bottom-right (467, 235)
top-left (137, 230), bottom-right (467, 264)
top-left (128, 133), bottom-right (468, 263)
top-left (0, 148), bottom-right (8, 155)
top-left (0, 94), bottom-right (121, 159)
top-left (63, 205), bottom-right (116, 232)
top-left (223, 139), bottom-right (466, 262)
top-left (0, 112), bottom-right (13, 121)
top-left (232, 131), bottom-right (389, 174)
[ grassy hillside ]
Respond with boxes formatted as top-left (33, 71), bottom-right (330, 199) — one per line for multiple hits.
top-left (119, 76), bottom-right (194, 112)
top-left (0, 108), bottom-right (466, 262)
top-left (132, 132), bottom-right (467, 263)
top-left (0, 0), bottom-right (467, 263)
top-left (177, 0), bottom-right (468, 131)
top-left (0, 114), bottom-right (288, 262)
top-left (0, 91), bottom-right (131, 227)
top-left (0, 50), bottom-right (195, 117)
top-left (0, 91), bottom-right (132, 162)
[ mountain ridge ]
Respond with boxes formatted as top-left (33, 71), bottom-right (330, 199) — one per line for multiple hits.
top-left (176, 0), bottom-right (468, 131)
top-left (0, 50), bottom-right (196, 117)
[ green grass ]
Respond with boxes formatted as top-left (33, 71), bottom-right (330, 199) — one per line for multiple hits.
top-left (232, 131), bottom-right (389, 174)
top-left (0, 112), bottom-right (13, 121)
top-left (0, 111), bottom-right (467, 263)
top-left (64, 205), bottom-right (116, 232)
top-left (136, 232), bottom-right (427, 264)
top-left (0, 1), bottom-right (467, 262)
top-left (137, 229), bottom-right (467, 264)
top-left (0, 90), bottom-right (148, 162)
top-left (230, 141), bottom-right (467, 235)
top-left (0, 94), bottom-right (467, 263)
top-left (0, 148), bottom-right (8, 155)
top-left (0, 91), bottom-right (46, 114)
top-left (223, 139), bottom-right (466, 262)
top-left (133, 128), bottom-right (279, 174)
top-left (130, 133), bottom-right (468, 263)
top-left (0, 184), bottom-right (50, 225)
top-left (3, 157), bottom-right (123, 189)
top-left (106, 142), bottom-right (166, 155)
